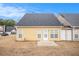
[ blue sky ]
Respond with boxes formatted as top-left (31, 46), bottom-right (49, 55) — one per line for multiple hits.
top-left (0, 3), bottom-right (79, 21)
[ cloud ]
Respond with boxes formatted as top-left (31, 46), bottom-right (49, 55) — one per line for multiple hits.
top-left (0, 4), bottom-right (45, 21)
top-left (25, 6), bottom-right (54, 13)
top-left (0, 4), bottom-right (26, 21)
top-left (25, 8), bottom-right (42, 13)
top-left (0, 3), bottom-right (54, 21)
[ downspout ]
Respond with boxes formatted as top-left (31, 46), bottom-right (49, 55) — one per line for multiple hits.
top-left (71, 27), bottom-right (73, 41)
top-left (71, 26), bottom-right (75, 41)
top-left (65, 29), bottom-right (67, 41)
top-left (72, 27), bottom-right (75, 41)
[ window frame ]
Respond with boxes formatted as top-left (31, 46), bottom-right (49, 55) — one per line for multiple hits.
top-left (50, 30), bottom-right (58, 38)
top-left (74, 34), bottom-right (79, 39)
top-left (50, 34), bottom-right (55, 38)
top-left (17, 30), bottom-right (23, 38)
top-left (37, 34), bottom-right (41, 38)
top-left (19, 33), bottom-right (22, 38)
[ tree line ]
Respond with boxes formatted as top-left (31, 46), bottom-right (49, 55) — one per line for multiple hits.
top-left (0, 19), bottom-right (16, 26)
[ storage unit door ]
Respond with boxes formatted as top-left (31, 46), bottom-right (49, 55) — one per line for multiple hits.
top-left (66, 30), bottom-right (72, 40)
top-left (60, 30), bottom-right (66, 40)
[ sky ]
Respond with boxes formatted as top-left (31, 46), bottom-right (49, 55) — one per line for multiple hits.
top-left (0, 3), bottom-right (79, 22)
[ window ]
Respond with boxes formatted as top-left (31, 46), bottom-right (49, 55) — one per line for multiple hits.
top-left (50, 34), bottom-right (54, 38)
top-left (50, 34), bottom-right (58, 38)
top-left (37, 34), bottom-right (41, 38)
top-left (19, 34), bottom-right (22, 38)
top-left (18, 30), bottom-right (22, 38)
top-left (55, 34), bottom-right (58, 38)
top-left (50, 30), bottom-right (58, 38)
top-left (75, 34), bottom-right (78, 39)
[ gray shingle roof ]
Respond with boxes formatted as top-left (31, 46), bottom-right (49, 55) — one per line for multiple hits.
top-left (61, 14), bottom-right (79, 26)
top-left (17, 14), bottom-right (63, 26)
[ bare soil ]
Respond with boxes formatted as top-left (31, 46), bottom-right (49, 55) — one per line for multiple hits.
top-left (0, 35), bottom-right (79, 56)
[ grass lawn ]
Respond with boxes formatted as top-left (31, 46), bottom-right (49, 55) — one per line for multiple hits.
top-left (0, 35), bottom-right (79, 56)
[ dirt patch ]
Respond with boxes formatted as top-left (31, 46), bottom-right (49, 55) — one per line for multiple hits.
top-left (0, 35), bottom-right (79, 56)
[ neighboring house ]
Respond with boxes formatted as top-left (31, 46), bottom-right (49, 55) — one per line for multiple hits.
top-left (0, 26), bottom-right (3, 32)
top-left (6, 26), bottom-right (16, 35)
top-left (0, 25), bottom-right (16, 35)
top-left (16, 13), bottom-right (79, 41)
top-left (0, 26), bottom-right (3, 35)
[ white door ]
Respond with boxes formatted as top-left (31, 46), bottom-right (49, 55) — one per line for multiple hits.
top-left (66, 30), bottom-right (71, 40)
top-left (60, 30), bottom-right (66, 40)
top-left (60, 30), bottom-right (72, 40)
top-left (42, 30), bottom-right (48, 40)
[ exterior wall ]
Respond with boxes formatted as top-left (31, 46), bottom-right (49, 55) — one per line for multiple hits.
top-left (60, 30), bottom-right (72, 41)
top-left (16, 26), bottom-right (62, 41)
top-left (60, 28), bottom-right (79, 41)
top-left (17, 26), bottom-right (79, 41)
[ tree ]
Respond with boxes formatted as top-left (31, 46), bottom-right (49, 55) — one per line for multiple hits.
top-left (0, 19), bottom-right (16, 32)
top-left (0, 19), bottom-right (5, 25)
top-left (3, 19), bottom-right (16, 26)
top-left (0, 19), bottom-right (16, 26)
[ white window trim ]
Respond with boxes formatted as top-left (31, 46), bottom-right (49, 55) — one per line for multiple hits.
top-left (74, 34), bottom-right (79, 39)
top-left (74, 30), bottom-right (79, 39)
top-left (50, 30), bottom-right (59, 38)
top-left (17, 29), bottom-right (23, 40)
top-left (36, 30), bottom-right (42, 40)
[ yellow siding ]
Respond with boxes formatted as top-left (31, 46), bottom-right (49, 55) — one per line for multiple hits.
top-left (16, 26), bottom-right (62, 41)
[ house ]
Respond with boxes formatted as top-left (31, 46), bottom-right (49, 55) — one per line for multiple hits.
top-left (16, 13), bottom-right (79, 41)
top-left (6, 26), bottom-right (16, 35)
top-left (0, 26), bottom-right (16, 35)
top-left (0, 26), bottom-right (3, 32)
top-left (0, 26), bottom-right (3, 35)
